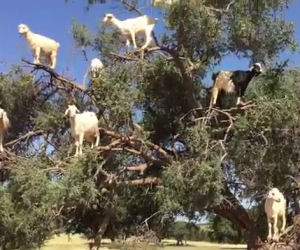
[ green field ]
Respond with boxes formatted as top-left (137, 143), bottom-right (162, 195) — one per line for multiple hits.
top-left (42, 235), bottom-right (246, 250)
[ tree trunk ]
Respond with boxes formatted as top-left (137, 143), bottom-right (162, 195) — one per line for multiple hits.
top-left (212, 188), bottom-right (261, 250)
top-left (89, 212), bottom-right (112, 250)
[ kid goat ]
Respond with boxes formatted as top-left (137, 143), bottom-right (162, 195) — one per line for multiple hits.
top-left (210, 63), bottom-right (263, 107)
top-left (18, 24), bottom-right (60, 69)
top-left (264, 187), bottom-right (286, 242)
top-left (0, 108), bottom-right (10, 153)
top-left (103, 13), bottom-right (157, 52)
top-left (65, 105), bottom-right (100, 156)
top-left (90, 58), bottom-right (104, 78)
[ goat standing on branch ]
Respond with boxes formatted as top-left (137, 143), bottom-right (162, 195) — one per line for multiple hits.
top-left (0, 109), bottom-right (10, 153)
top-left (90, 58), bottom-right (104, 78)
top-left (210, 63), bottom-right (263, 108)
top-left (103, 13), bottom-right (157, 52)
top-left (65, 105), bottom-right (100, 156)
top-left (18, 24), bottom-right (60, 69)
top-left (264, 187), bottom-right (286, 242)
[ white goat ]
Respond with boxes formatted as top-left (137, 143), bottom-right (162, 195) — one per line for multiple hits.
top-left (153, 0), bottom-right (177, 7)
top-left (18, 24), bottom-right (60, 69)
top-left (264, 187), bottom-right (286, 241)
top-left (90, 58), bottom-right (104, 78)
top-left (65, 105), bottom-right (100, 156)
top-left (103, 13), bottom-right (157, 51)
top-left (0, 109), bottom-right (10, 153)
top-left (210, 63), bottom-right (263, 107)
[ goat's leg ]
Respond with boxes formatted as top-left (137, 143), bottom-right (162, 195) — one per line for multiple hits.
top-left (130, 31), bottom-right (137, 50)
top-left (0, 134), bottom-right (3, 153)
top-left (236, 87), bottom-right (242, 106)
top-left (95, 134), bottom-right (100, 147)
top-left (267, 218), bottom-right (272, 241)
top-left (126, 39), bottom-right (130, 53)
top-left (33, 47), bottom-right (41, 64)
top-left (210, 87), bottom-right (219, 108)
top-left (236, 88), bottom-right (246, 106)
top-left (50, 51), bottom-right (57, 69)
top-left (272, 216), bottom-right (279, 241)
top-left (141, 26), bottom-right (154, 50)
top-left (79, 134), bottom-right (84, 155)
top-left (75, 139), bottom-right (79, 156)
top-left (281, 213), bottom-right (286, 233)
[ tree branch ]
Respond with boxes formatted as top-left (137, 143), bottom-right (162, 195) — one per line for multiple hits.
top-left (119, 0), bottom-right (143, 16)
top-left (22, 59), bottom-right (86, 92)
top-left (125, 163), bottom-right (148, 175)
top-left (206, 1), bottom-right (235, 14)
top-left (126, 177), bottom-right (158, 186)
top-left (5, 130), bottom-right (44, 148)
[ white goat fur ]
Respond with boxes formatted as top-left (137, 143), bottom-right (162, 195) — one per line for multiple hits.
top-left (0, 109), bottom-right (10, 153)
top-left (65, 105), bottom-right (100, 156)
top-left (264, 188), bottom-right (286, 241)
top-left (90, 58), bottom-right (104, 78)
top-left (18, 24), bottom-right (60, 69)
top-left (103, 14), bottom-right (157, 51)
top-left (153, 0), bottom-right (177, 7)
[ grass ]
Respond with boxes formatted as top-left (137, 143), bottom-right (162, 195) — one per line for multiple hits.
top-left (42, 234), bottom-right (246, 250)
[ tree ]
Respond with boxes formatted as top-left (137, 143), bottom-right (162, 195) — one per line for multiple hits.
top-left (0, 0), bottom-right (298, 249)
top-left (69, 0), bottom-right (299, 248)
top-left (169, 221), bottom-right (188, 245)
top-left (209, 215), bottom-right (243, 244)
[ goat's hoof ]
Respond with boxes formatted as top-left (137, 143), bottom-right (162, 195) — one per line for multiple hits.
top-left (237, 101), bottom-right (246, 107)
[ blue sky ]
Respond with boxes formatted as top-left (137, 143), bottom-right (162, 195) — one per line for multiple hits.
top-left (0, 0), bottom-right (299, 85)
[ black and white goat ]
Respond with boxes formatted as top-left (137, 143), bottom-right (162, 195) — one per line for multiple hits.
top-left (210, 63), bottom-right (263, 107)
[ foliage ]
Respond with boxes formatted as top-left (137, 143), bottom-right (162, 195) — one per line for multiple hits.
top-left (0, 159), bottom-right (59, 249)
top-left (209, 216), bottom-right (243, 244)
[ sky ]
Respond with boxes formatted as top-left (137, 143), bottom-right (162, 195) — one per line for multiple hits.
top-left (0, 0), bottom-right (299, 85)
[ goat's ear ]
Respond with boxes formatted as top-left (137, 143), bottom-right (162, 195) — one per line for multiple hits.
top-left (76, 108), bottom-right (80, 113)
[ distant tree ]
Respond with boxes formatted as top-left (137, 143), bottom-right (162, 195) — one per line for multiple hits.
top-left (169, 221), bottom-right (188, 245)
top-left (209, 215), bottom-right (243, 244)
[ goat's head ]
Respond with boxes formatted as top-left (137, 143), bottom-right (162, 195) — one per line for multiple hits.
top-left (90, 58), bottom-right (103, 69)
top-left (0, 108), bottom-right (10, 129)
top-left (103, 13), bottom-right (115, 23)
top-left (250, 63), bottom-right (263, 75)
top-left (267, 187), bottom-right (283, 202)
top-left (64, 105), bottom-right (80, 118)
top-left (0, 109), bottom-right (5, 119)
top-left (18, 24), bottom-right (30, 35)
